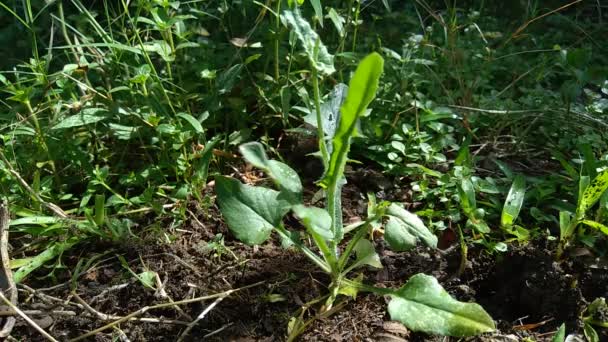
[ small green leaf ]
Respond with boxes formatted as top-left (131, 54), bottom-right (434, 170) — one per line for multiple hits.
top-left (282, 8), bottom-right (335, 75)
top-left (353, 239), bottom-right (382, 269)
top-left (388, 274), bottom-right (495, 337)
top-left (559, 211), bottom-right (574, 241)
top-left (459, 178), bottom-right (477, 217)
top-left (578, 169), bottom-right (608, 217)
top-left (501, 175), bottom-right (526, 228)
top-left (551, 324), bottom-right (565, 342)
top-left (137, 271), bottom-right (157, 289)
top-left (292, 205), bottom-right (333, 240)
top-left (177, 113), bottom-right (204, 133)
top-left (466, 218), bottom-right (491, 234)
top-left (583, 323), bottom-right (599, 342)
top-left (215, 176), bottom-right (290, 245)
top-left (384, 203), bottom-right (438, 251)
top-left (239, 142), bottom-right (303, 204)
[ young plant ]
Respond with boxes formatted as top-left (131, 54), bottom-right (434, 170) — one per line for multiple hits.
top-left (216, 52), bottom-right (494, 339)
top-left (581, 297), bottom-right (608, 342)
top-left (558, 168), bottom-right (608, 257)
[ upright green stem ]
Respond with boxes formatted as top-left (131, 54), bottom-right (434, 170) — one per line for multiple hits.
top-left (311, 66), bottom-right (329, 167)
top-left (351, 0), bottom-right (360, 52)
top-left (25, 101), bottom-right (60, 186)
top-left (274, 0), bottom-right (281, 82)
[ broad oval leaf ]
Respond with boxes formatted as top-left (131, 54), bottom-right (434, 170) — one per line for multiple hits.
top-left (578, 169), bottom-right (608, 217)
top-left (292, 205), bottom-right (333, 240)
top-left (388, 273), bottom-right (495, 337)
top-left (215, 176), bottom-right (290, 245)
top-left (239, 142), bottom-right (303, 204)
top-left (282, 8), bottom-right (335, 75)
top-left (501, 175), bottom-right (526, 228)
top-left (384, 203), bottom-right (437, 251)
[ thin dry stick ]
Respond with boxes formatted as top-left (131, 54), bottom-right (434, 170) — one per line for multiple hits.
top-left (176, 296), bottom-right (225, 342)
top-left (0, 309), bottom-right (76, 317)
top-left (203, 322), bottom-right (233, 339)
top-left (0, 291), bottom-right (58, 342)
top-left (69, 280), bottom-right (265, 342)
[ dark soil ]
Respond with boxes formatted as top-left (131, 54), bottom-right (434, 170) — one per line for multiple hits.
top-left (9, 171), bottom-right (608, 341)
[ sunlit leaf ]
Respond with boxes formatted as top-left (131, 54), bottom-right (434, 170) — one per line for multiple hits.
top-left (384, 203), bottom-right (437, 251)
top-left (282, 8), bottom-right (335, 75)
top-left (320, 53), bottom-right (383, 189)
top-left (239, 142), bottom-right (303, 204)
top-left (578, 169), bottom-right (608, 217)
top-left (215, 176), bottom-right (290, 245)
top-left (177, 113), bottom-right (204, 134)
top-left (581, 220), bottom-right (608, 236)
top-left (551, 323), bottom-right (566, 342)
top-left (14, 239), bottom-right (78, 283)
top-left (353, 239), bottom-right (382, 269)
top-left (292, 205), bottom-right (333, 240)
top-left (388, 274), bottom-right (495, 337)
top-left (501, 175), bottom-right (526, 228)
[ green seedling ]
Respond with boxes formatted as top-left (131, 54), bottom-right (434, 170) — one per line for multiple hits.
top-left (581, 298), bottom-right (608, 342)
top-left (558, 169), bottom-right (608, 258)
top-left (216, 51), bottom-right (494, 339)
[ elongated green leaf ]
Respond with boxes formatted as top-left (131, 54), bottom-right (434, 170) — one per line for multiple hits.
top-left (353, 239), bottom-right (382, 269)
top-left (239, 142), bottom-right (303, 204)
top-left (388, 274), bottom-right (495, 337)
top-left (320, 53), bottom-right (383, 189)
top-left (14, 239), bottom-right (78, 283)
top-left (177, 113), bottom-right (204, 133)
top-left (584, 323), bottom-right (599, 342)
top-left (215, 176), bottom-right (290, 245)
top-left (328, 8), bottom-right (344, 37)
top-left (501, 175), bottom-right (526, 228)
top-left (552, 324), bottom-right (566, 342)
top-left (578, 169), bottom-right (608, 217)
top-left (52, 108), bottom-right (109, 129)
top-left (310, 0), bottom-right (323, 27)
top-left (10, 216), bottom-right (63, 226)
top-left (292, 205), bottom-right (333, 240)
top-left (282, 8), bottom-right (335, 75)
top-left (193, 136), bottom-right (221, 184)
top-left (559, 211), bottom-right (573, 241)
top-left (384, 203), bottom-right (437, 251)
top-left (581, 220), bottom-right (608, 236)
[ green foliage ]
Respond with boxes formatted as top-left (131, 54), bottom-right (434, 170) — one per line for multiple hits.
top-left (216, 52), bottom-right (494, 338)
top-left (388, 274), bottom-right (495, 337)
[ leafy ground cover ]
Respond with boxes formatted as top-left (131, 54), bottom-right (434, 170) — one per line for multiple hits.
top-left (0, 0), bottom-right (607, 341)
